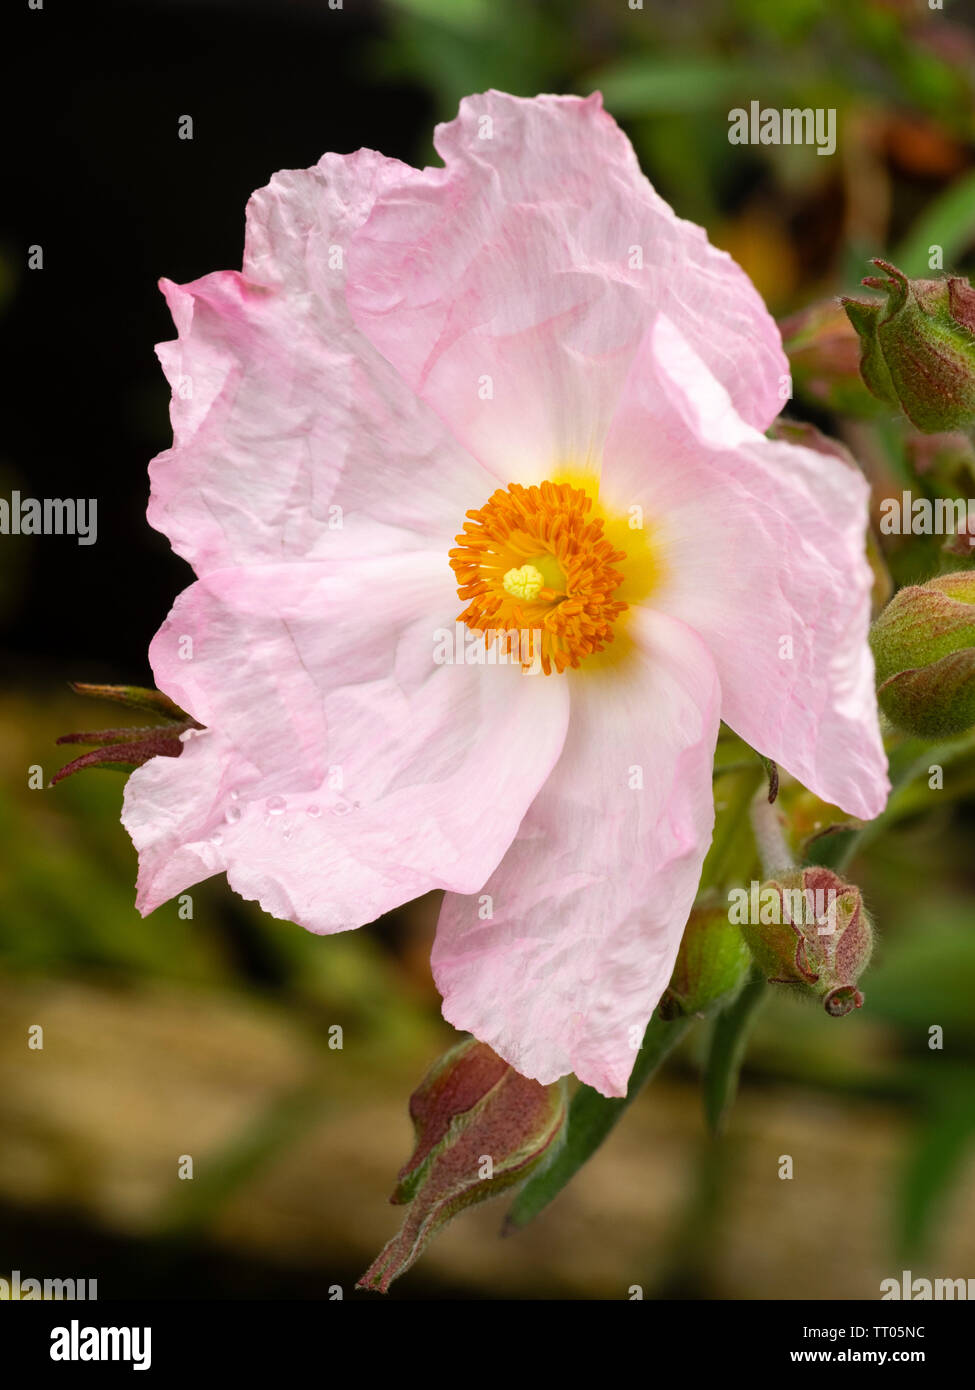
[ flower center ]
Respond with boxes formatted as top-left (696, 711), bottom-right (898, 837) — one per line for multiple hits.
top-left (449, 481), bottom-right (628, 675)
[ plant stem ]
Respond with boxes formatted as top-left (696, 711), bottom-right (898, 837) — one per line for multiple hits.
top-left (749, 787), bottom-right (794, 875)
top-left (703, 965), bottom-right (767, 1137)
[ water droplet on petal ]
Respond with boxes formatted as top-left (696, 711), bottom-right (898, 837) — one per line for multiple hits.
top-left (225, 804), bottom-right (242, 824)
top-left (265, 796), bottom-right (287, 816)
top-left (211, 829), bottom-right (223, 845)
top-left (331, 799), bottom-right (352, 816)
top-left (306, 804), bottom-right (321, 818)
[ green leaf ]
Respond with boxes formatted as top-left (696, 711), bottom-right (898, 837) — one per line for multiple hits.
top-left (892, 170), bottom-right (975, 280)
top-left (584, 58), bottom-right (776, 115)
top-left (504, 1013), bottom-right (692, 1231)
top-left (800, 823), bottom-right (862, 872)
top-left (69, 681), bottom-right (193, 724)
top-left (703, 966), bottom-right (767, 1136)
top-left (897, 1081), bottom-right (975, 1258)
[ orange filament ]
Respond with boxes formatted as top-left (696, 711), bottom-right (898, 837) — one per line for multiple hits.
top-left (449, 481), bottom-right (628, 675)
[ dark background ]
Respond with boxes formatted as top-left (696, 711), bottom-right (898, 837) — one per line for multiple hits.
top-left (4, 0), bottom-right (431, 680)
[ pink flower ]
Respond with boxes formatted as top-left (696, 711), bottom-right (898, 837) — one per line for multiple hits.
top-left (122, 92), bottom-right (889, 1097)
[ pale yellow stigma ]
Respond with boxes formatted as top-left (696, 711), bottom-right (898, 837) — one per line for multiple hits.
top-left (502, 563), bottom-right (545, 601)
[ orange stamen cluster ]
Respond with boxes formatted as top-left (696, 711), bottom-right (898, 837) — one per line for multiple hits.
top-left (449, 481), bottom-right (628, 675)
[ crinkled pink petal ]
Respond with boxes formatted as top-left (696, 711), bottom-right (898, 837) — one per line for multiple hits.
top-left (432, 607), bottom-right (721, 1097)
top-left (122, 727), bottom-right (255, 909)
top-left (122, 551), bottom-right (570, 927)
top-left (123, 547), bottom-right (570, 928)
top-left (599, 314), bottom-right (889, 820)
top-left (346, 91), bottom-right (786, 485)
top-left (150, 149), bottom-right (493, 576)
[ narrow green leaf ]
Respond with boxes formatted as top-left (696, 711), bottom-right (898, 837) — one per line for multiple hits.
top-left (69, 681), bottom-right (195, 724)
top-left (892, 170), bottom-right (975, 279)
top-left (584, 58), bottom-right (776, 115)
top-left (505, 1012), bottom-right (692, 1231)
top-left (703, 966), bottom-right (767, 1136)
top-left (897, 1083), bottom-right (975, 1259)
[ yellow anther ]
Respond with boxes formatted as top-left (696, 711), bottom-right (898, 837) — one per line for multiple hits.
top-left (450, 480), bottom-right (631, 675)
top-left (502, 564), bottom-right (545, 601)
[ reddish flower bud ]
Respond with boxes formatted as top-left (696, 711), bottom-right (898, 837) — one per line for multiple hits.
top-left (357, 1038), bottom-right (566, 1293)
top-left (739, 867), bottom-right (874, 1017)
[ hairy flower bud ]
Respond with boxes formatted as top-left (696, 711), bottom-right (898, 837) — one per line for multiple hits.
top-left (659, 897), bottom-right (751, 1019)
top-left (870, 571), bottom-right (975, 738)
top-left (842, 259), bottom-right (975, 433)
top-left (740, 867), bottom-right (874, 1017)
top-left (357, 1038), bottom-right (566, 1293)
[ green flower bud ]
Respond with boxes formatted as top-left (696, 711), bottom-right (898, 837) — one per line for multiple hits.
top-left (740, 868), bottom-right (874, 1017)
top-left (842, 259), bottom-right (975, 433)
top-left (870, 571), bottom-right (975, 738)
top-left (659, 897), bottom-right (751, 1019)
top-left (357, 1038), bottom-right (566, 1293)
